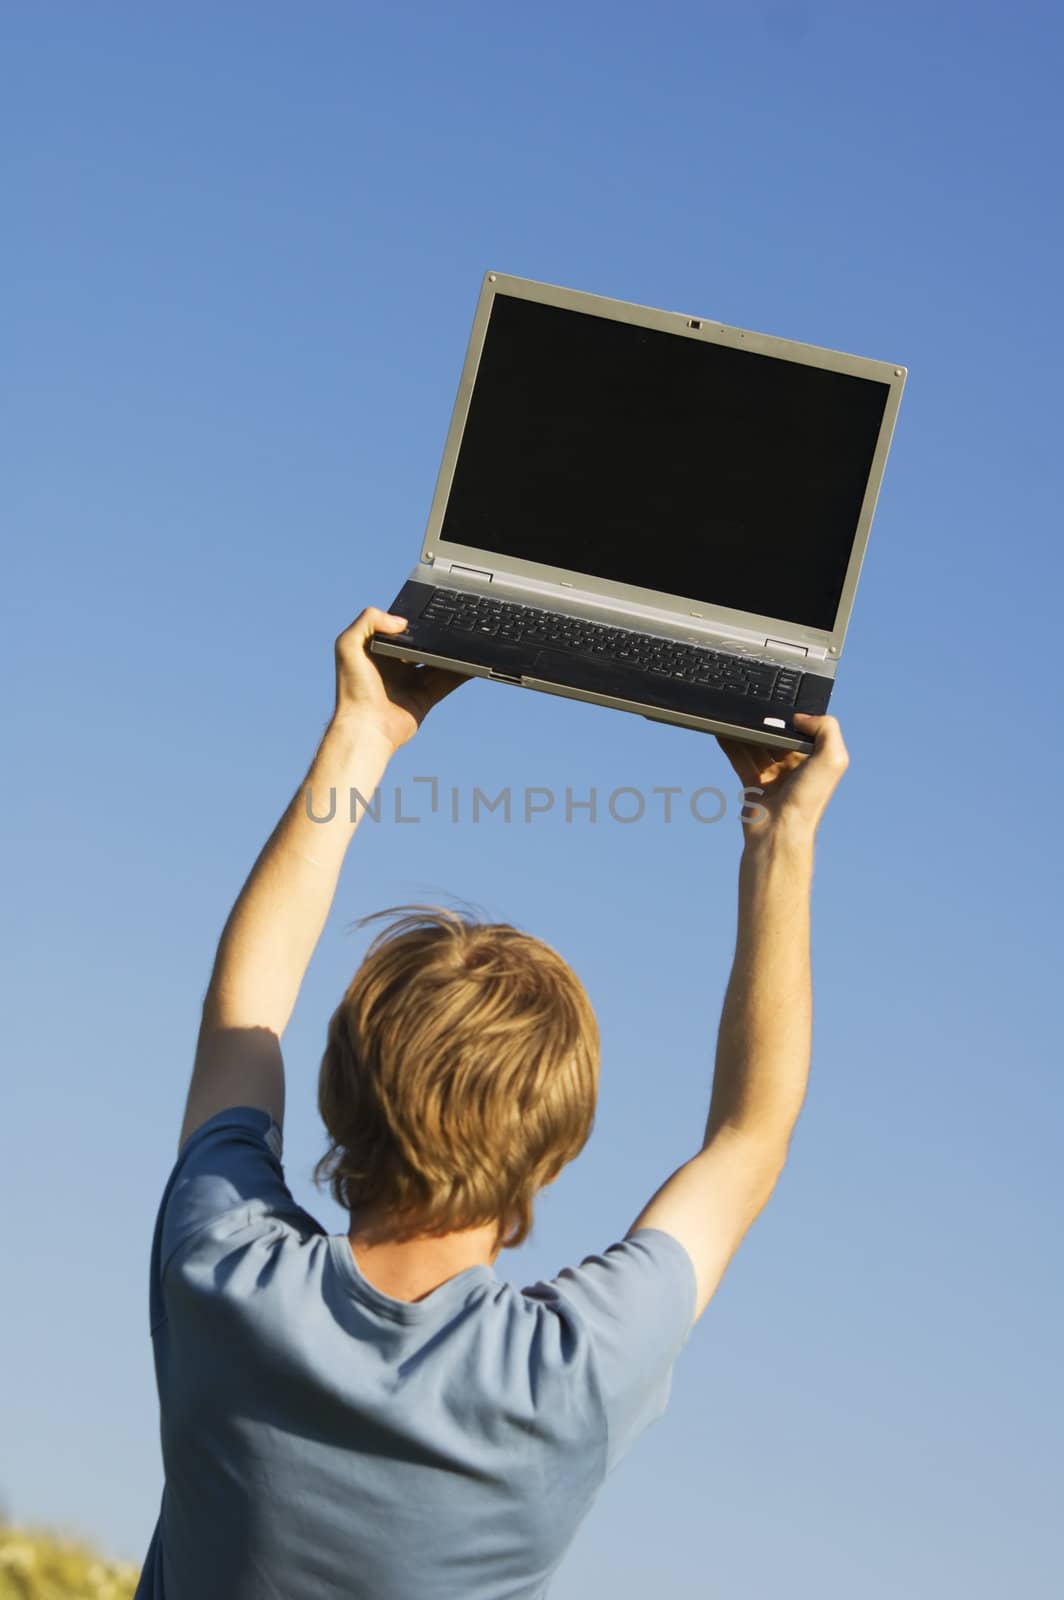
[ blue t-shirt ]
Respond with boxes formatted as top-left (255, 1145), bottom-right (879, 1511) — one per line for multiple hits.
top-left (135, 1106), bottom-right (697, 1600)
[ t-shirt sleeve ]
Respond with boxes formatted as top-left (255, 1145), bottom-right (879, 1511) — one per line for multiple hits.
top-left (526, 1226), bottom-right (698, 1477)
top-left (147, 1105), bottom-right (301, 1333)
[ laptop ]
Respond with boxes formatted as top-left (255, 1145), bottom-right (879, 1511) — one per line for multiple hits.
top-left (371, 271), bottom-right (907, 754)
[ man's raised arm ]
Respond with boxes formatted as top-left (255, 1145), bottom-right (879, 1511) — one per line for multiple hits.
top-left (178, 608), bottom-right (465, 1149)
top-left (627, 713), bottom-right (849, 1322)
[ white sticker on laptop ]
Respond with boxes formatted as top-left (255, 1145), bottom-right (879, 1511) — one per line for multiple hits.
top-left (763, 717), bottom-right (787, 728)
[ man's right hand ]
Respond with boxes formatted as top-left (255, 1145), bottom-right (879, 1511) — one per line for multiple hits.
top-left (716, 712), bottom-right (850, 845)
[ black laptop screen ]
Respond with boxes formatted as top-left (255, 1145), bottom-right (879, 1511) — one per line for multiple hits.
top-left (438, 293), bottom-right (891, 633)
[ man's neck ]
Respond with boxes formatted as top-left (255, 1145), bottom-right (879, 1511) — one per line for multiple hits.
top-left (346, 1220), bottom-right (503, 1304)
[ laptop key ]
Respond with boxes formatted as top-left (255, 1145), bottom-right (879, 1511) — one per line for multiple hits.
top-left (745, 668), bottom-right (777, 692)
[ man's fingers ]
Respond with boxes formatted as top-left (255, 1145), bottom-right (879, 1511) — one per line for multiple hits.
top-left (716, 735), bottom-right (760, 788)
top-left (369, 610), bottom-right (410, 634)
top-left (717, 734), bottom-right (788, 790)
top-left (415, 664), bottom-right (469, 710)
top-left (787, 714), bottom-right (850, 812)
top-left (336, 608), bottom-right (409, 655)
top-left (792, 713), bottom-right (849, 771)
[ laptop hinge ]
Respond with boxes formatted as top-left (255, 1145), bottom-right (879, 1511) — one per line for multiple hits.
top-left (435, 561), bottom-right (494, 582)
top-left (765, 637), bottom-right (809, 661)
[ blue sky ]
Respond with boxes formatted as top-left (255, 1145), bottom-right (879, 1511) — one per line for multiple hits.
top-left (3, 2), bottom-right (1062, 1593)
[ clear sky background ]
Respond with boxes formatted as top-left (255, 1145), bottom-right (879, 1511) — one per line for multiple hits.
top-left (3, 3), bottom-right (1062, 1594)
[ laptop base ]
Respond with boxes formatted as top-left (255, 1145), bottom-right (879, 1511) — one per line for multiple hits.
top-left (370, 581), bottom-right (830, 753)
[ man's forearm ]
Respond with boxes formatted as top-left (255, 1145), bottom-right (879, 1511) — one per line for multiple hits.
top-left (204, 711), bottom-right (393, 1037)
top-left (702, 827), bottom-right (815, 1151)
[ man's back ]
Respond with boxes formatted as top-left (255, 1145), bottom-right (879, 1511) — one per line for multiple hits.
top-left (135, 1106), bottom-right (697, 1600)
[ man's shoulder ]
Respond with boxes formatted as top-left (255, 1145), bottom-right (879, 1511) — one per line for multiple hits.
top-left (149, 1108), bottom-right (327, 1332)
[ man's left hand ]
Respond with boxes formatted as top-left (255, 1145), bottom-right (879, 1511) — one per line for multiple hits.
top-left (334, 607), bottom-right (467, 752)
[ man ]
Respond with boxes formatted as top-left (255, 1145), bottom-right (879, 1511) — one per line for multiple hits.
top-left (135, 606), bottom-right (849, 1599)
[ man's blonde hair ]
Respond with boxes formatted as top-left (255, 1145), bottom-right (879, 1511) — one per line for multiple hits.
top-left (314, 904), bottom-right (600, 1252)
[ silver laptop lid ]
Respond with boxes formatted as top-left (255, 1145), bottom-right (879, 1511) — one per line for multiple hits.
top-left (418, 271), bottom-right (907, 663)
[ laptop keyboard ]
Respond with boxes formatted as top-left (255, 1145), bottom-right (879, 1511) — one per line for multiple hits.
top-left (421, 588), bottom-right (804, 706)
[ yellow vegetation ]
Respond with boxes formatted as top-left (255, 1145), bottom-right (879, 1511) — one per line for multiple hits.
top-left (0, 1520), bottom-right (138, 1600)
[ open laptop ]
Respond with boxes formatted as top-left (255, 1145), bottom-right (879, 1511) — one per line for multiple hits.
top-left (371, 271), bottom-right (907, 753)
